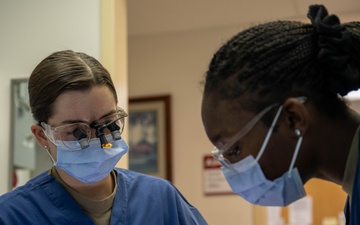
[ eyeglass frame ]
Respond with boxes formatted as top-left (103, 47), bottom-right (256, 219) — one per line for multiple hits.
top-left (211, 97), bottom-right (307, 168)
top-left (41, 106), bottom-right (128, 150)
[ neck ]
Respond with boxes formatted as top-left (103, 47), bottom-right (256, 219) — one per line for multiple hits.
top-left (313, 111), bottom-right (360, 185)
top-left (56, 167), bottom-right (115, 200)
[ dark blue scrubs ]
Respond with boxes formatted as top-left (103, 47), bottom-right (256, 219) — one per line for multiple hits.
top-left (344, 141), bottom-right (360, 225)
top-left (0, 168), bottom-right (207, 225)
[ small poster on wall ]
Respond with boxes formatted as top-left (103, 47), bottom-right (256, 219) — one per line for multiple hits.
top-left (203, 154), bottom-right (232, 195)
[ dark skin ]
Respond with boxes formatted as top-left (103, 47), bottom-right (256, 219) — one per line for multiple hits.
top-left (201, 88), bottom-right (360, 187)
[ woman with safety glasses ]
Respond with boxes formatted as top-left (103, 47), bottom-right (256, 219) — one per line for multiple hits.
top-left (201, 4), bottom-right (360, 225)
top-left (0, 50), bottom-right (207, 225)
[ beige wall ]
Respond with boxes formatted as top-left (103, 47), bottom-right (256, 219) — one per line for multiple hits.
top-left (128, 12), bottom-right (360, 225)
top-left (128, 25), bottom-right (254, 225)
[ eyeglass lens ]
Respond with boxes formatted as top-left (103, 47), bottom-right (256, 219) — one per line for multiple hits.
top-left (57, 112), bottom-right (125, 149)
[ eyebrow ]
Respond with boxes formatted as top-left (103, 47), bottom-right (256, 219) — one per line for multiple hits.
top-left (208, 133), bottom-right (223, 148)
top-left (59, 109), bottom-right (117, 125)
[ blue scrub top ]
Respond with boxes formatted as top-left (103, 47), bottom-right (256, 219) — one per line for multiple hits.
top-left (0, 168), bottom-right (208, 225)
top-left (344, 138), bottom-right (360, 225)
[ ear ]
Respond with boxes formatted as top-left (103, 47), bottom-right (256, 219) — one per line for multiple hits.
top-left (282, 97), bottom-right (309, 136)
top-left (31, 124), bottom-right (48, 148)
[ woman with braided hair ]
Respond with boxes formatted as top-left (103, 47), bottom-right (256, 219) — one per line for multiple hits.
top-left (201, 4), bottom-right (360, 224)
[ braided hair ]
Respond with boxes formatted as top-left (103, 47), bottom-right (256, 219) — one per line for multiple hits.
top-left (204, 5), bottom-right (360, 118)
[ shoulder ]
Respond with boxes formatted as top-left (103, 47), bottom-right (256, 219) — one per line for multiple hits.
top-left (114, 167), bottom-right (173, 189)
top-left (0, 171), bottom-right (60, 223)
top-left (0, 170), bottom-right (53, 203)
top-left (114, 168), bottom-right (208, 225)
top-left (115, 168), bottom-right (190, 201)
top-left (113, 168), bottom-right (196, 206)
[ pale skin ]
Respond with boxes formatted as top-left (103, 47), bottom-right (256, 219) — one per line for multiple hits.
top-left (201, 89), bottom-right (360, 188)
top-left (31, 86), bottom-right (117, 200)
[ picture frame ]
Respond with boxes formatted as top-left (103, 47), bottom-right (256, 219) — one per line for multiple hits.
top-left (128, 95), bottom-right (172, 182)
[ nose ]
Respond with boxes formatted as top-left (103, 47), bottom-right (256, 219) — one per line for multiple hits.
top-left (90, 128), bottom-right (97, 139)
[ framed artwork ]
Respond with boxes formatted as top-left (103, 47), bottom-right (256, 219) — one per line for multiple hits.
top-left (128, 95), bottom-right (172, 182)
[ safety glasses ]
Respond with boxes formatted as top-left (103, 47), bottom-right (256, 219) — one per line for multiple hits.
top-left (211, 103), bottom-right (279, 167)
top-left (211, 97), bottom-right (307, 167)
top-left (42, 107), bottom-right (128, 150)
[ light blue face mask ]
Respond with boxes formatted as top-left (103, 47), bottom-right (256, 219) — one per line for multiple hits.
top-left (218, 101), bottom-right (306, 206)
top-left (51, 137), bottom-right (128, 184)
top-left (222, 156), bottom-right (305, 206)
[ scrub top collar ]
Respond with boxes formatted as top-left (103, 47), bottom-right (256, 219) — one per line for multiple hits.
top-left (342, 125), bottom-right (360, 197)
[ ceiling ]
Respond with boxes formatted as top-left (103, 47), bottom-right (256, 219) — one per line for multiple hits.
top-left (127, 0), bottom-right (360, 36)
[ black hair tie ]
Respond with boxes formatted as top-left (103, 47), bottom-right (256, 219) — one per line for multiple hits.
top-left (307, 4), bottom-right (359, 96)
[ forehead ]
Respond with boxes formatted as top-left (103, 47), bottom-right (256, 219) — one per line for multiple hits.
top-left (49, 86), bottom-right (116, 124)
top-left (201, 91), bottom-right (251, 145)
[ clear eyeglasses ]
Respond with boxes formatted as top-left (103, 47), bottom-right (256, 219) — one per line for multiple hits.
top-left (211, 103), bottom-right (279, 167)
top-left (41, 107), bottom-right (128, 150)
top-left (211, 97), bottom-right (307, 167)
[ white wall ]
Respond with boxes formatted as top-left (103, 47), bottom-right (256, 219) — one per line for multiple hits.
top-left (0, 0), bottom-right (100, 194)
top-left (128, 13), bottom-right (360, 225)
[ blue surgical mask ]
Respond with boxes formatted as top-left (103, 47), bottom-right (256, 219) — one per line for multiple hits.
top-left (50, 137), bottom-right (128, 184)
top-left (222, 156), bottom-right (305, 206)
top-left (218, 102), bottom-right (306, 206)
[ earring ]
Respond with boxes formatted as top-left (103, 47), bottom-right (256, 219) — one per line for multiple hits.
top-left (43, 146), bottom-right (55, 163)
top-left (288, 129), bottom-right (303, 173)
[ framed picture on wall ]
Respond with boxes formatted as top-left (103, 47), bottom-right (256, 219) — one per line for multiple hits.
top-left (128, 95), bottom-right (172, 182)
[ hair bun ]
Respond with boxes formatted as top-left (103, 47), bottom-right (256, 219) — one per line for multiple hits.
top-left (307, 4), bottom-right (359, 96)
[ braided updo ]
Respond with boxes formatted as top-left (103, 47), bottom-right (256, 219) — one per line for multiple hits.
top-left (203, 5), bottom-right (360, 118)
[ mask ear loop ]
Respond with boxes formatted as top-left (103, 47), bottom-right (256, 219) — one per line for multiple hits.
top-left (215, 103), bottom-right (279, 170)
top-left (44, 145), bottom-right (56, 163)
top-left (255, 105), bottom-right (283, 162)
top-left (286, 96), bottom-right (306, 177)
top-left (287, 129), bottom-right (303, 177)
top-left (254, 96), bottom-right (306, 163)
